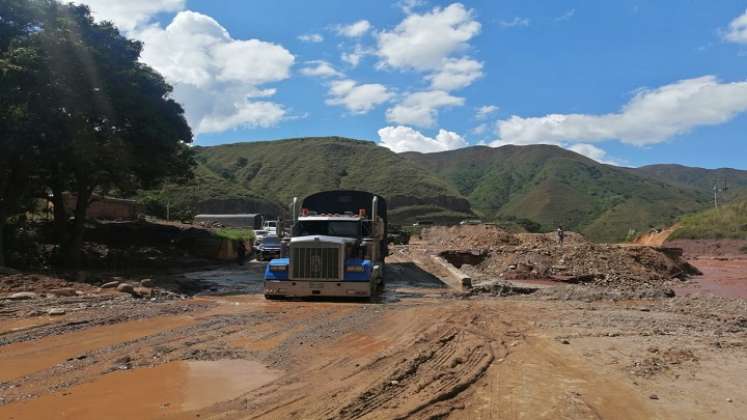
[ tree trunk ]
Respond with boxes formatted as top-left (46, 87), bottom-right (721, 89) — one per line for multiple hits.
top-left (63, 188), bottom-right (92, 268)
top-left (51, 186), bottom-right (68, 243)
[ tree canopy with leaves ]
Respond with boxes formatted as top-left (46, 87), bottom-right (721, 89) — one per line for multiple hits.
top-left (0, 0), bottom-right (194, 267)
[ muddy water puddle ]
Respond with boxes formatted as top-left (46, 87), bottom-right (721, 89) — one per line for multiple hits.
top-left (674, 258), bottom-right (747, 299)
top-left (0, 359), bottom-right (280, 419)
top-left (183, 263), bottom-right (266, 296)
top-left (0, 315), bottom-right (195, 383)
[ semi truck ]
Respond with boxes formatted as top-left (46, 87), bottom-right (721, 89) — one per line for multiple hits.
top-left (263, 190), bottom-right (387, 299)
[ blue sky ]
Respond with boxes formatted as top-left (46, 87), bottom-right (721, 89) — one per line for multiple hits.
top-left (82, 0), bottom-right (747, 169)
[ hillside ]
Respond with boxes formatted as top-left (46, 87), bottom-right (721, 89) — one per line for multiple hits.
top-left (190, 137), bottom-right (473, 223)
top-left (670, 199), bottom-right (747, 241)
top-left (401, 145), bottom-right (710, 241)
top-left (630, 164), bottom-right (747, 199)
top-left (146, 137), bottom-right (745, 242)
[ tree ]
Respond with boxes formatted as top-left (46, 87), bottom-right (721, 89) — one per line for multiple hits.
top-left (0, 0), bottom-right (53, 266)
top-left (40, 4), bottom-right (194, 266)
top-left (0, 1), bottom-right (194, 267)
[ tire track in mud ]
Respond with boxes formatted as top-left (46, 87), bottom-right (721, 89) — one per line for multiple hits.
top-left (332, 326), bottom-right (496, 419)
top-left (237, 306), bottom-right (517, 420)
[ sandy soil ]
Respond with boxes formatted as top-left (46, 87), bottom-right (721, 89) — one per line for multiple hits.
top-left (0, 255), bottom-right (745, 419)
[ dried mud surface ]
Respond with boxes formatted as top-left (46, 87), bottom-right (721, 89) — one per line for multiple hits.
top-left (0, 253), bottom-right (745, 419)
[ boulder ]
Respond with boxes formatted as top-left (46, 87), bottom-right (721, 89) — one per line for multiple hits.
top-left (116, 283), bottom-right (135, 294)
top-left (8, 292), bottom-right (38, 300)
top-left (133, 287), bottom-right (153, 298)
top-left (48, 308), bottom-right (66, 316)
top-left (101, 281), bottom-right (120, 289)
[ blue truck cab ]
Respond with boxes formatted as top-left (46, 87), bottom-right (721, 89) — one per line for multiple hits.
top-left (264, 190), bottom-right (387, 299)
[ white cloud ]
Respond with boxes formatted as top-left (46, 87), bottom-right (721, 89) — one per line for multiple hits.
top-left (326, 79), bottom-right (393, 114)
top-left (476, 105), bottom-right (499, 119)
top-left (135, 11), bottom-right (294, 134)
top-left (498, 17), bottom-right (530, 28)
top-left (492, 76), bottom-right (747, 146)
top-left (77, 0), bottom-right (185, 32)
top-left (300, 60), bottom-right (343, 78)
top-left (298, 33), bottom-right (324, 43)
top-left (375, 3), bottom-right (481, 126)
top-left (555, 9), bottom-right (575, 22)
top-left (341, 44), bottom-right (373, 68)
top-left (378, 126), bottom-right (468, 153)
top-left (336, 20), bottom-right (372, 38)
top-left (472, 123), bottom-right (488, 135)
top-left (386, 90), bottom-right (464, 128)
top-left (398, 0), bottom-right (426, 14)
top-left (724, 9), bottom-right (747, 44)
top-left (427, 57), bottom-right (483, 91)
top-left (198, 101), bottom-right (286, 133)
top-left (376, 3), bottom-right (480, 71)
top-left (342, 51), bottom-right (363, 67)
top-left (567, 144), bottom-right (618, 165)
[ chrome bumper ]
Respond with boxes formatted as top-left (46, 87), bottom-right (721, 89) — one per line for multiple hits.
top-left (264, 280), bottom-right (373, 297)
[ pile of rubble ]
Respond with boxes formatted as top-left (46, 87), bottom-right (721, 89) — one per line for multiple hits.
top-left (0, 273), bottom-right (184, 304)
top-left (414, 224), bottom-right (519, 249)
top-left (419, 225), bottom-right (700, 292)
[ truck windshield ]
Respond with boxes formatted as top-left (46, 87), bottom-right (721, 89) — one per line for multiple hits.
top-left (294, 221), bottom-right (361, 238)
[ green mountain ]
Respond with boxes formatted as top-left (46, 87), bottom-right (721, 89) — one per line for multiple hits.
top-left (629, 164), bottom-right (747, 200)
top-left (401, 145), bottom-right (712, 241)
top-left (188, 137), bottom-right (472, 222)
top-left (143, 137), bottom-right (747, 242)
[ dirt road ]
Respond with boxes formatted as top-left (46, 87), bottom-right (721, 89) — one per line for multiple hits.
top-left (1, 257), bottom-right (745, 419)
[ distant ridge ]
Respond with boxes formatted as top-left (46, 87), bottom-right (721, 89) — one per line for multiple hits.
top-left (155, 137), bottom-right (747, 242)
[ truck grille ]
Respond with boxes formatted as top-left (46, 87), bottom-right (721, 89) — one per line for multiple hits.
top-left (291, 247), bottom-right (340, 280)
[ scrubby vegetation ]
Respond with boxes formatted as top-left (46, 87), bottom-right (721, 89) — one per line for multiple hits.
top-left (214, 228), bottom-right (255, 242)
top-left (670, 200), bottom-right (747, 240)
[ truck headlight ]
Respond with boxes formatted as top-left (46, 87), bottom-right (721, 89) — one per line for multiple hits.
top-left (270, 265), bottom-right (288, 272)
top-left (346, 265), bottom-right (365, 272)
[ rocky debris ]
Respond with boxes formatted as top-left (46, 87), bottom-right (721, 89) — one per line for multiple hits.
top-left (49, 288), bottom-right (77, 297)
top-left (416, 224), bottom-right (521, 250)
top-left (1, 273), bottom-right (99, 295)
top-left (116, 283), bottom-right (135, 294)
top-left (101, 281), bottom-right (120, 289)
top-left (140, 279), bottom-right (154, 288)
top-left (133, 287), bottom-right (153, 299)
top-left (534, 285), bottom-right (675, 302)
top-left (8, 291), bottom-right (38, 300)
top-left (48, 308), bottom-right (66, 316)
top-left (420, 225), bottom-right (700, 294)
top-left (467, 280), bottom-right (538, 297)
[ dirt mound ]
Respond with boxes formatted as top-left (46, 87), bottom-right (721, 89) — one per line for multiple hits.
top-left (414, 225), bottom-right (519, 249)
top-left (633, 225), bottom-right (678, 246)
top-left (415, 225), bottom-right (588, 251)
top-left (476, 244), bottom-right (698, 286)
top-left (419, 225), bottom-right (699, 292)
top-left (515, 232), bottom-right (588, 247)
top-left (0, 274), bottom-right (98, 295)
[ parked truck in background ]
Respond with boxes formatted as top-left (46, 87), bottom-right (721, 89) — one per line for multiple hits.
top-left (263, 190), bottom-right (387, 299)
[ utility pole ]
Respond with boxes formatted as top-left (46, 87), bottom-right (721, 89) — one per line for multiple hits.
top-left (713, 178), bottom-right (729, 210)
